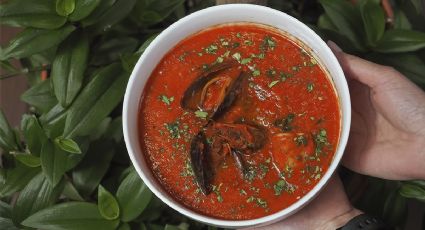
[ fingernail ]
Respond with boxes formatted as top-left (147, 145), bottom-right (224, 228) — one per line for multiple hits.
top-left (327, 40), bottom-right (342, 53)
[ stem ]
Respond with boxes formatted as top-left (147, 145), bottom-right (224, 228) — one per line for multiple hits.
top-left (0, 66), bottom-right (50, 80)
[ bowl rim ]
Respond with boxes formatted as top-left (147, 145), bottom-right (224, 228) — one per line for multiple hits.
top-left (123, 3), bottom-right (351, 228)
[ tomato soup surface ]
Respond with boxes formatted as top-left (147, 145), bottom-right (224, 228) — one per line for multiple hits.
top-left (139, 23), bottom-right (340, 220)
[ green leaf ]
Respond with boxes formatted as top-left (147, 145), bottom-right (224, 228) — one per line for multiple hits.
top-left (319, 0), bottom-right (365, 49)
top-left (0, 162), bottom-right (40, 197)
top-left (410, 0), bottom-right (424, 14)
top-left (21, 79), bottom-right (57, 113)
top-left (69, 0), bottom-right (101, 21)
top-left (0, 0), bottom-right (66, 29)
top-left (62, 180), bottom-right (84, 201)
top-left (41, 140), bottom-right (83, 186)
top-left (374, 29), bottom-right (425, 53)
top-left (52, 32), bottom-right (89, 107)
top-left (164, 225), bottom-right (181, 230)
top-left (0, 200), bottom-right (12, 218)
top-left (136, 34), bottom-right (158, 55)
top-left (90, 36), bottom-right (139, 67)
top-left (120, 34), bottom-right (158, 72)
top-left (359, 0), bottom-right (385, 46)
top-left (399, 183), bottom-right (425, 202)
top-left (13, 153), bottom-right (41, 167)
top-left (12, 173), bottom-right (64, 225)
top-left (405, 180), bottom-right (425, 189)
top-left (104, 116), bottom-right (123, 142)
top-left (317, 14), bottom-right (337, 31)
top-left (21, 115), bottom-right (48, 156)
top-left (56, 0), bottom-right (76, 16)
top-left (394, 10), bottom-right (412, 30)
top-left (0, 217), bottom-right (19, 230)
top-left (86, 0), bottom-right (137, 33)
top-left (98, 185), bottom-right (120, 220)
top-left (63, 63), bottom-right (128, 138)
top-left (0, 110), bottom-right (18, 152)
top-left (80, 0), bottom-right (116, 26)
top-left (382, 188), bottom-right (407, 227)
top-left (1, 25), bottom-right (75, 60)
top-left (39, 104), bottom-right (67, 138)
top-left (116, 168), bottom-right (153, 222)
top-left (21, 202), bottom-right (119, 230)
top-left (54, 136), bottom-right (82, 154)
top-left (132, 0), bottom-right (185, 26)
top-left (366, 53), bottom-right (425, 88)
top-left (117, 223), bottom-right (131, 230)
top-left (72, 139), bottom-right (115, 196)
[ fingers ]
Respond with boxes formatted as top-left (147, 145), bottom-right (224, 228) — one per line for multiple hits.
top-left (327, 41), bottom-right (402, 89)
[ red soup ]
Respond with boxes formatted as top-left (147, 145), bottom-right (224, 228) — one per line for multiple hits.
top-left (138, 23), bottom-right (340, 220)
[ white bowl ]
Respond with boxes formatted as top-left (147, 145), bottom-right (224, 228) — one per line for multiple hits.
top-left (123, 4), bottom-right (351, 228)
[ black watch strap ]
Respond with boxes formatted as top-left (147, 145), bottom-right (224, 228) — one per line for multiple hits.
top-left (337, 214), bottom-right (392, 230)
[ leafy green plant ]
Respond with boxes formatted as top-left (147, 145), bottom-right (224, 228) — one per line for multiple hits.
top-left (0, 0), bottom-right (424, 230)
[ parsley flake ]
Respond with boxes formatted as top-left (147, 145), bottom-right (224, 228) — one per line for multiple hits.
top-left (195, 110), bottom-right (208, 119)
top-left (268, 80), bottom-right (279, 88)
top-left (159, 95), bottom-right (174, 106)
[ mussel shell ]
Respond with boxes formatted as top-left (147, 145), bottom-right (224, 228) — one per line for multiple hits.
top-left (231, 149), bottom-right (248, 178)
top-left (189, 131), bottom-right (213, 195)
top-left (181, 61), bottom-right (236, 112)
top-left (210, 71), bottom-right (247, 121)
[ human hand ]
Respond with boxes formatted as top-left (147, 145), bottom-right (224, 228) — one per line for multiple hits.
top-left (328, 41), bottom-right (425, 180)
top-left (247, 175), bottom-right (361, 230)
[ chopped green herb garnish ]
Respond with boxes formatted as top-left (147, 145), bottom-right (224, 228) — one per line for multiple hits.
top-left (244, 166), bottom-right (257, 182)
top-left (280, 72), bottom-right (292, 81)
top-left (232, 42), bottom-right (240, 48)
top-left (195, 110), bottom-right (208, 119)
top-left (246, 196), bottom-right (255, 203)
top-left (260, 35), bottom-right (276, 51)
top-left (274, 113), bottom-right (295, 132)
top-left (244, 40), bottom-right (253, 45)
top-left (165, 121), bottom-right (180, 139)
top-left (232, 52), bottom-right (241, 61)
top-left (273, 180), bottom-right (286, 195)
top-left (223, 50), bottom-right (230, 57)
top-left (236, 32), bottom-right (242, 38)
top-left (241, 57), bottom-right (252, 64)
top-left (292, 66), bottom-right (301, 72)
top-left (212, 184), bottom-right (223, 203)
top-left (268, 80), bottom-right (279, 88)
top-left (256, 198), bottom-right (268, 208)
top-left (266, 68), bottom-right (276, 76)
top-left (295, 135), bottom-right (308, 146)
top-left (252, 69), bottom-right (260, 77)
top-left (240, 189), bottom-right (247, 196)
top-left (180, 160), bottom-right (194, 177)
top-left (205, 44), bottom-right (218, 54)
top-left (307, 83), bottom-right (314, 92)
top-left (159, 95), bottom-right (174, 106)
top-left (216, 56), bottom-right (224, 63)
top-left (178, 52), bottom-right (188, 61)
top-left (314, 129), bottom-right (329, 155)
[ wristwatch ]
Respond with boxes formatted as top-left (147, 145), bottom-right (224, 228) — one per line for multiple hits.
top-left (336, 214), bottom-right (392, 230)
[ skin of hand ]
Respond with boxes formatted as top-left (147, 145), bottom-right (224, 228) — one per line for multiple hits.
top-left (328, 41), bottom-right (425, 180)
